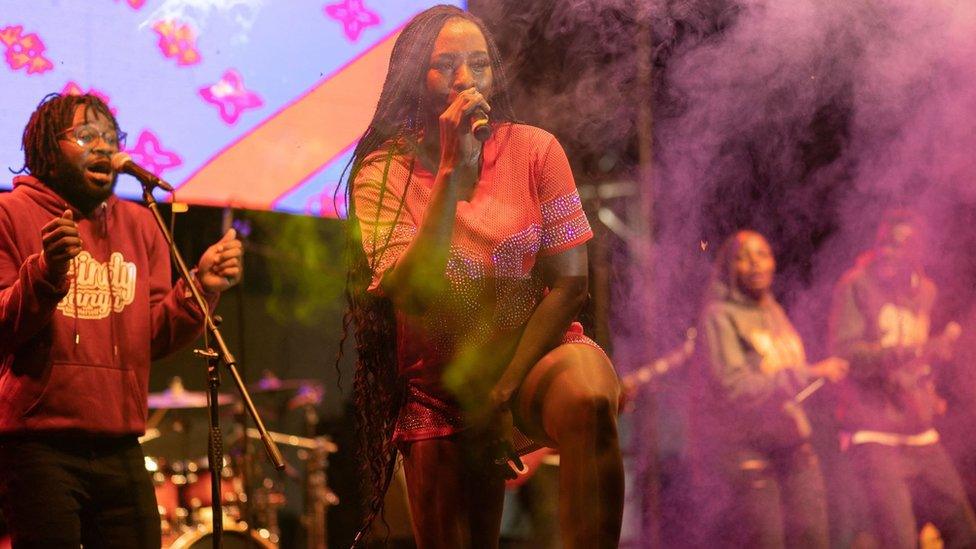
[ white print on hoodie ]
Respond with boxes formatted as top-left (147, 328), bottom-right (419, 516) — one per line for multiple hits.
top-left (56, 251), bottom-right (137, 319)
top-left (877, 303), bottom-right (929, 349)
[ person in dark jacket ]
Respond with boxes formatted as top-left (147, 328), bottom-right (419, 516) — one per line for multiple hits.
top-left (828, 210), bottom-right (976, 548)
top-left (694, 230), bottom-right (847, 548)
top-left (0, 93), bottom-right (242, 548)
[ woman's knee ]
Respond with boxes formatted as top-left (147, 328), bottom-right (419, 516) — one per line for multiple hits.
top-left (548, 388), bottom-right (619, 448)
top-left (518, 344), bottom-right (620, 443)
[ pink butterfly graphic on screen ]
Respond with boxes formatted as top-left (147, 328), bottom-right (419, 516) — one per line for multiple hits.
top-left (324, 0), bottom-right (381, 42)
top-left (0, 26), bottom-right (54, 75)
top-left (62, 82), bottom-right (116, 114)
top-left (116, 0), bottom-right (146, 9)
top-left (199, 69), bottom-right (263, 125)
top-left (152, 20), bottom-right (200, 66)
top-left (126, 131), bottom-right (182, 177)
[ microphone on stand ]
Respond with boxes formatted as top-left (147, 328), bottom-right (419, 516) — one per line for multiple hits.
top-left (471, 108), bottom-right (491, 142)
top-left (110, 152), bottom-right (174, 193)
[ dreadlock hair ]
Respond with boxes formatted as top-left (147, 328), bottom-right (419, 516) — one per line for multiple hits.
top-left (336, 5), bottom-right (517, 543)
top-left (19, 92), bottom-right (118, 180)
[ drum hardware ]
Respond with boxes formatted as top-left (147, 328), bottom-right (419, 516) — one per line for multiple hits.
top-left (242, 427), bottom-right (340, 548)
top-left (143, 186), bottom-right (286, 547)
top-left (250, 477), bottom-right (285, 543)
top-left (148, 453), bottom-right (248, 547)
top-left (166, 521), bottom-right (276, 549)
top-left (248, 372), bottom-right (323, 396)
top-left (145, 376), bottom-right (337, 548)
top-left (148, 377), bottom-right (236, 410)
top-left (298, 396), bottom-right (331, 549)
top-left (300, 440), bottom-right (338, 549)
top-left (244, 429), bottom-right (338, 453)
top-left (142, 378), bottom-right (238, 463)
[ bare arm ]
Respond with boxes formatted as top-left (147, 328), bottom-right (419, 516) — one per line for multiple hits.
top-left (489, 245), bottom-right (590, 407)
top-left (379, 168), bottom-right (464, 313)
top-left (378, 88), bottom-right (488, 313)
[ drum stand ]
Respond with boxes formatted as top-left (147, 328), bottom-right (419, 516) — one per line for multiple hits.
top-left (300, 403), bottom-right (331, 549)
top-left (142, 181), bottom-right (285, 548)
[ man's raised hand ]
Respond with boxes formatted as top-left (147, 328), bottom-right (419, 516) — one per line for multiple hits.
top-left (41, 210), bottom-right (82, 281)
top-left (196, 228), bottom-right (243, 293)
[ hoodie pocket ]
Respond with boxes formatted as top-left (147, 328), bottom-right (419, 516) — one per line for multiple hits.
top-left (22, 362), bottom-right (144, 432)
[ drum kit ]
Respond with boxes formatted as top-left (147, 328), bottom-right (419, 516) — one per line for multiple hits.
top-left (141, 374), bottom-right (337, 548)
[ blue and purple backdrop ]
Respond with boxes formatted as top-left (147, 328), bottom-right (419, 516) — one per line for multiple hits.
top-left (0, 0), bottom-right (463, 216)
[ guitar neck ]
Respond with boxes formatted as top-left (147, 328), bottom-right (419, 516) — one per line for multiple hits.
top-left (624, 330), bottom-right (697, 389)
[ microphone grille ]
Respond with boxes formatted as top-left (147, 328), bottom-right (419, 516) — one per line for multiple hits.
top-left (110, 152), bottom-right (132, 172)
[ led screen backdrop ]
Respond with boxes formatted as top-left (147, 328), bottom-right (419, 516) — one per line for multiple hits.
top-left (0, 0), bottom-right (463, 216)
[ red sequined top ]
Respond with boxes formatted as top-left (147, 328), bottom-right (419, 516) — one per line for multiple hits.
top-left (354, 123), bottom-right (597, 442)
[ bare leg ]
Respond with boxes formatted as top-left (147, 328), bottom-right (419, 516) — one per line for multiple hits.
top-left (515, 343), bottom-right (624, 549)
top-left (401, 437), bottom-right (506, 549)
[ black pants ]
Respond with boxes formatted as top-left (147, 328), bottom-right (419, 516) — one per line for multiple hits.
top-left (0, 434), bottom-right (160, 549)
top-left (698, 443), bottom-right (829, 549)
top-left (849, 442), bottom-right (976, 549)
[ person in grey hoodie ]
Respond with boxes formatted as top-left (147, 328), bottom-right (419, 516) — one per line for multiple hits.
top-left (829, 210), bottom-right (976, 548)
top-left (693, 230), bottom-right (847, 548)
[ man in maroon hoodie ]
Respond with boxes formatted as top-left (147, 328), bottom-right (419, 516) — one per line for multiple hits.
top-left (0, 93), bottom-right (242, 547)
top-left (829, 210), bottom-right (976, 548)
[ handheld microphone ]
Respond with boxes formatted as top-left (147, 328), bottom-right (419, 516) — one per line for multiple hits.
top-left (110, 152), bottom-right (174, 193)
top-left (471, 108), bottom-right (491, 142)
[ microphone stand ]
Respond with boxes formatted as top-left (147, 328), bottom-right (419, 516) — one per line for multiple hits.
top-left (140, 183), bottom-right (285, 548)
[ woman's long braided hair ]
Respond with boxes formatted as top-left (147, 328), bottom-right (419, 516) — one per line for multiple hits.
top-left (338, 4), bottom-right (517, 542)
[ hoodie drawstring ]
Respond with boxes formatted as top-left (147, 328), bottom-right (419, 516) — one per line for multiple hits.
top-left (100, 202), bottom-right (119, 363)
top-left (71, 257), bottom-right (79, 346)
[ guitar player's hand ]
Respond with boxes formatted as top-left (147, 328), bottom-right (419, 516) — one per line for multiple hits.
top-left (809, 357), bottom-right (849, 383)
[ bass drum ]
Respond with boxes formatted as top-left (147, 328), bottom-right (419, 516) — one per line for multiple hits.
top-left (167, 524), bottom-right (276, 549)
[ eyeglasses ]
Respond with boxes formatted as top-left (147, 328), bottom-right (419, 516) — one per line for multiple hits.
top-left (59, 124), bottom-right (127, 149)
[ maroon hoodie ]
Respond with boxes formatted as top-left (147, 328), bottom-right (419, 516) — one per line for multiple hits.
top-left (828, 253), bottom-right (939, 434)
top-left (0, 175), bottom-right (216, 435)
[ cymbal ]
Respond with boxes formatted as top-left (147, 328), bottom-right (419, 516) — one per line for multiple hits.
top-left (248, 373), bottom-right (323, 394)
top-left (140, 417), bottom-right (226, 461)
top-left (148, 376), bottom-right (235, 409)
